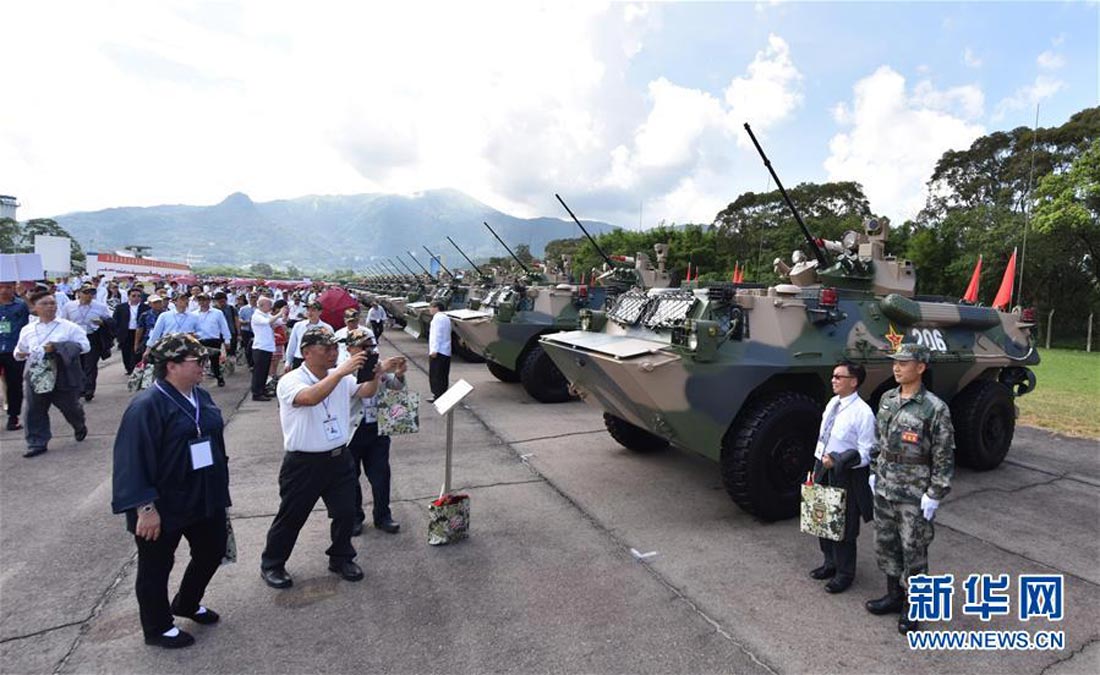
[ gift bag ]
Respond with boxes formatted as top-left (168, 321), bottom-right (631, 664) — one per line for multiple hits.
top-left (378, 389), bottom-right (420, 436)
top-left (800, 481), bottom-right (847, 541)
top-left (221, 512), bottom-right (237, 566)
top-left (127, 363), bottom-right (155, 392)
top-left (428, 493), bottom-right (470, 546)
top-left (29, 359), bottom-right (56, 394)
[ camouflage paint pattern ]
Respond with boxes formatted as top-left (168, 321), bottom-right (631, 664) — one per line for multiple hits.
top-left (800, 482), bottom-right (846, 541)
top-left (872, 386), bottom-right (955, 503)
top-left (873, 493), bottom-right (933, 580)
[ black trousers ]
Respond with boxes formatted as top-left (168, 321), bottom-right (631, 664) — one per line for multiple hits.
top-left (200, 339), bottom-right (224, 380)
top-left (370, 321), bottom-right (384, 338)
top-left (260, 449), bottom-right (358, 570)
top-left (240, 331), bottom-right (254, 369)
top-left (429, 354), bottom-right (451, 398)
top-left (0, 352), bottom-right (24, 419)
top-left (119, 329), bottom-right (138, 374)
top-left (134, 512), bottom-right (227, 638)
top-left (814, 461), bottom-right (863, 581)
top-left (25, 381), bottom-right (85, 451)
top-left (347, 422), bottom-right (392, 525)
top-left (79, 338), bottom-right (102, 396)
top-left (292, 357), bottom-right (303, 370)
top-left (251, 349), bottom-right (272, 396)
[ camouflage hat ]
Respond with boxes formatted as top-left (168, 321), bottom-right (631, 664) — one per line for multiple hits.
top-left (300, 326), bottom-right (338, 349)
top-left (146, 333), bottom-right (209, 363)
top-left (890, 343), bottom-right (931, 363)
top-left (79, 283), bottom-right (96, 294)
top-left (147, 295), bottom-right (164, 303)
top-left (344, 307), bottom-right (360, 320)
top-left (344, 328), bottom-right (376, 349)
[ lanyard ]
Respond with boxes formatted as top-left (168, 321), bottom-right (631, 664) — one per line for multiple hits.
top-left (300, 366), bottom-right (333, 418)
top-left (34, 321), bottom-right (61, 348)
top-left (172, 312), bottom-right (188, 331)
top-left (154, 381), bottom-right (203, 436)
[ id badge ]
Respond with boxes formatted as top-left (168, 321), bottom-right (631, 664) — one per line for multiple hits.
top-left (0, 319), bottom-right (11, 335)
top-left (322, 416), bottom-right (342, 442)
top-left (190, 437), bottom-right (214, 470)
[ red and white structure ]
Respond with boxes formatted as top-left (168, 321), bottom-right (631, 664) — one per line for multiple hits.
top-left (85, 251), bottom-right (191, 280)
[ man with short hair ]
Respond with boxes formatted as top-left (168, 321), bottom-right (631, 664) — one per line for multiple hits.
top-left (135, 296), bottom-right (166, 361)
top-left (0, 282), bottom-right (31, 430)
top-left (259, 328), bottom-right (403, 589)
top-left (214, 292), bottom-right (239, 363)
top-left (192, 294), bottom-right (232, 387)
top-left (366, 301), bottom-right (386, 339)
top-left (149, 295), bottom-right (199, 344)
top-left (250, 297), bottom-right (287, 401)
top-left (427, 300), bottom-right (451, 402)
top-left (333, 307), bottom-right (369, 365)
top-left (114, 287), bottom-right (149, 375)
top-left (808, 361), bottom-right (876, 594)
top-left (60, 284), bottom-right (112, 401)
top-left (866, 343), bottom-right (955, 635)
top-left (284, 301), bottom-right (333, 372)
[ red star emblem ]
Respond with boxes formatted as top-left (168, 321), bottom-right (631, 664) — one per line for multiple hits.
top-left (884, 323), bottom-right (904, 352)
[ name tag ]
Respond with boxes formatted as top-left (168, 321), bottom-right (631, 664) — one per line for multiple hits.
top-left (323, 416), bottom-right (342, 442)
top-left (0, 319), bottom-right (11, 335)
top-left (901, 430), bottom-right (920, 445)
top-left (190, 437), bottom-right (214, 470)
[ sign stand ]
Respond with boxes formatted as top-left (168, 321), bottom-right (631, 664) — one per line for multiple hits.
top-left (428, 379), bottom-right (474, 545)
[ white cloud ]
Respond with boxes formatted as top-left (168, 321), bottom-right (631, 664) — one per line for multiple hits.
top-left (824, 66), bottom-right (985, 220)
top-left (1037, 50), bottom-right (1065, 70)
top-left (963, 47), bottom-right (982, 68)
top-left (993, 74), bottom-right (1065, 121)
top-left (723, 34), bottom-right (804, 146)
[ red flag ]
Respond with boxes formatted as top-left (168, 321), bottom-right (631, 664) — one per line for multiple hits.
top-left (992, 249), bottom-right (1017, 310)
top-left (735, 263), bottom-right (744, 284)
top-left (731, 263), bottom-right (738, 282)
top-left (962, 255), bottom-right (982, 303)
top-left (686, 262), bottom-right (692, 282)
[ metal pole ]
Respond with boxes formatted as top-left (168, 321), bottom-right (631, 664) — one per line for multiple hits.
top-left (1045, 309), bottom-right (1055, 349)
top-left (444, 410), bottom-right (454, 493)
top-left (1087, 313), bottom-right (1094, 353)
top-left (1017, 103), bottom-right (1040, 305)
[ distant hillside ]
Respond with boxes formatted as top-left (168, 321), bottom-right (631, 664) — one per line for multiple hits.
top-left (52, 189), bottom-right (617, 271)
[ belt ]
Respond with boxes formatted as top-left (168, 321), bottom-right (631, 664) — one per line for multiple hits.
top-left (879, 449), bottom-right (930, 465)
top-left (287, 446), bottom-right (345, 459)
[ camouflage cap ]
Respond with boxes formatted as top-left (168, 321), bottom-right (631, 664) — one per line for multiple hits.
top-left (344, 328), bottom-right (376, 349)
top-left (300, 326), bottom-right (338, 349)
top-left (890, 343), bottom-right (931, 363)
top-left (344, 307), bottom-right (360, 320)
top-left (146, 333), bottom-right (210, 363)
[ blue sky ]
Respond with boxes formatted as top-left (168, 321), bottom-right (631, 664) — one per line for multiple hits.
top-left (2, 1), bottom-right (1096, 229)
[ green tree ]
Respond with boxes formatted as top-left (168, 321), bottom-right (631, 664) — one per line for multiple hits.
top-left (250, 262), bottom-right (274, 277)
top-left (18, 219), bottom-right (87, 272)
top-left (0, 217), bottom-right (19, 252)
top-left (1032, 138), bottom-right (1100, 287)
top-left (285, 264), bottom-right (303, 279)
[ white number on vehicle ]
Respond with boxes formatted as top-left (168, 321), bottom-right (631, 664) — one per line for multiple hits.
top-left (910, 328), bottom-right (947, 351)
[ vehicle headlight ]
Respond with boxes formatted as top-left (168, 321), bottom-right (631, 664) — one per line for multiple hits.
top-left (687, 333), bottom-right (699, 351)
top-left (580, 310), bottom-right (592, 331)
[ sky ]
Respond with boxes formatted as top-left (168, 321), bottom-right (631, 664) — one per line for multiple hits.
top-left (2, 1), bottom-right (1097, 229)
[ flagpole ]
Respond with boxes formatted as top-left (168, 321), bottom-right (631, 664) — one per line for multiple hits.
top-left (1016, 103), bottom-right (1040, 307)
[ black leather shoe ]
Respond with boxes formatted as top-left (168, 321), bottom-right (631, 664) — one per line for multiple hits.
top-left (75, 426), bottom-right (88, 442)
top-left (144, 629), bottom-right (195, 649)
top-left (809, 565), bottom-right (836, 580)
top-left (825, 577), bottom-right (853, 594)
top-left (260, 567), bottom-right (293, 589)
top-left (173, 606), bottom-right (220, 625)
top-left (374, 519), bottom-right (400, 534)
top-left (252, 395), bottom-right (272, 402)
top-left (328, 560), bottom-right (364, 582)
top-left (84, 393), bottom-right (94, 402)
top-left (898, 597), bottom-right (919, 634)
top-left (351, 521), bottom-right (363, 537)
top-left (217, 378), bottom-right (225, 387)
top-left (6, 416), bottom-right (22, 431)
top-left (23, 447), bottom-right (48, 458)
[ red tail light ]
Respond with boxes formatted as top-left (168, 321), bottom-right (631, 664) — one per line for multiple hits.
top-left (1021, 307), bottom-right (1036, 323)
top-left (819, 287), bottom-right (838, 308)
top-left (577, 285), bottom-right (588, 298)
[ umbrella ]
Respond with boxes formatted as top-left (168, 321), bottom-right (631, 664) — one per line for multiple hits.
top-left (317, 286), bottom-right (359, 327)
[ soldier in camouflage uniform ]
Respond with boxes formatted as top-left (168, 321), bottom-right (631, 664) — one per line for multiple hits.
top-left (865, 343), bottom-right (955, 634)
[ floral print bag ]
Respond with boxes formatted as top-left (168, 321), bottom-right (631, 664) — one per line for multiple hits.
top-left (377, 389), bottom-right (420, 436)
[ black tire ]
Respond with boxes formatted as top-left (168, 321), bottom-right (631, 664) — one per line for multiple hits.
top-left (604, 413), bottom-right (670, 453)
top-left (452, 333), bottom-right (486, 363)
top-left (950, 379), bottom-right (1015, 470)
top-left (486, 360), bottom-right (521, 383)
top-left (721, 392), bottom-right (820, 522)
top-left (518, 343), bottom-right (574, 403)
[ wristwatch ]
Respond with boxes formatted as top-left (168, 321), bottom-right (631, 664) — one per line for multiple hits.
top-left (138, 503), bottom-right (155, 514)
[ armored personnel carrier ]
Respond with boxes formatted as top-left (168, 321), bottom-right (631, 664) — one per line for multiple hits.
top-left (539, 126), bottom-right (1039, 520)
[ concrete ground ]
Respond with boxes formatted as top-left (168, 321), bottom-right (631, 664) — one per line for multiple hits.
top-left (1, 327), bottom-right (1097, 674)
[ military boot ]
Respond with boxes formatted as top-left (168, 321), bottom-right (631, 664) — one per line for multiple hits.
top-left (865, 575), bottom-right (904, 615)
top-left (898, 592), bottom-right (919, 634)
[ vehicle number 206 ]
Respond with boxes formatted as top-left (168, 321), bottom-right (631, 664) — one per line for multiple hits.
top-left (910, 328), bottom-right (948, 351)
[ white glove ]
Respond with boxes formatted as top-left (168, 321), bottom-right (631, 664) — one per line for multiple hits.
top-left (921, 494), bottom-right (940, 521)
top-left (868, 474), bottom-right (876, 494)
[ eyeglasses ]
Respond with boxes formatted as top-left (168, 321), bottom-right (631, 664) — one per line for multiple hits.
top-left (182, 355), bottom-right (210, 365)
top-left (831, 374), bottom-right (856, 380)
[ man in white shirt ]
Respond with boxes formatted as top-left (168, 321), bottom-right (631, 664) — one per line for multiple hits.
top-left (259, 328), bottom-right (402, 590)
top-left (112, 287), bottom-right (149, 376)
top-left (427, 301), bottom-right (451, 402)
top-left (148, 295), bottom-right (200, 344)
top-left (809, 361), bottom-right (877, 594)
top-left (283, 301), bottom-right (333, 372)
top-left (60, 284), bottom-right (112, 401)
top-left (191, 293), bottom-right (232, 387)
top-left (14, 290), bottom-right (91, 458)
top-left (249, 296), bottom-right (287, 401)
top-left (333, 307), bottom-right (371, 365)
top-left (365, 301), bottom-right (387, 338)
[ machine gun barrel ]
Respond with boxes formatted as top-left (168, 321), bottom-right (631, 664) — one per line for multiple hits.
top-left (423, 245), bottom-right (454, 279)
top-left (554, 193), bottom-right (615, 269)
top-left (405, 251), bottom-right (437, 282)
top-left (446, 236), bottom-right (485, 275)
top-left (742, 123), bottom-right (828, 268)
top-left (483, 221), bottom-right (531, 274)
top-left (391, 258), bottom-right (417, 280)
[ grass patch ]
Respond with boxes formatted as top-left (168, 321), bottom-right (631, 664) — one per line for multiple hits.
top-left (1016, 348), bottom-right (1100, 438)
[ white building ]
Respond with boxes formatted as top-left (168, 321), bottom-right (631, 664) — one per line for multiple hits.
top-left (85, 251), bottom-right (192, 279)
top-left (0, 195), bottom-right (18, 221)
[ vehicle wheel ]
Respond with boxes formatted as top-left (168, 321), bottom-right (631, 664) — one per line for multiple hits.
top-left (486, 360), bottom-right (520, 383)
top-left (519, 343), bottom-right (574, 403)
top-left (452, 333), bottom-right (486, 363)
top-left (721, 392), bottom-right (820, 522)
top-left (604, 413), bottom-right (669, 453)
top-left (950, 379), bottom-right (1015, 470)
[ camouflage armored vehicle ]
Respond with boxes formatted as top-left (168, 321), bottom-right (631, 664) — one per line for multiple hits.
top-left (449, 213), bottom-right (673, 403)
top-left (538, 126), bottom-right (1039, 520)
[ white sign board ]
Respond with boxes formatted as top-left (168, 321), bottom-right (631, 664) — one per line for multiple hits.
top-left (433, 378), bottom-right (473, 415)
top-left (34, 235), bottom-right (71, 274)
top-left (0, 253), bottom-right (45, 282)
